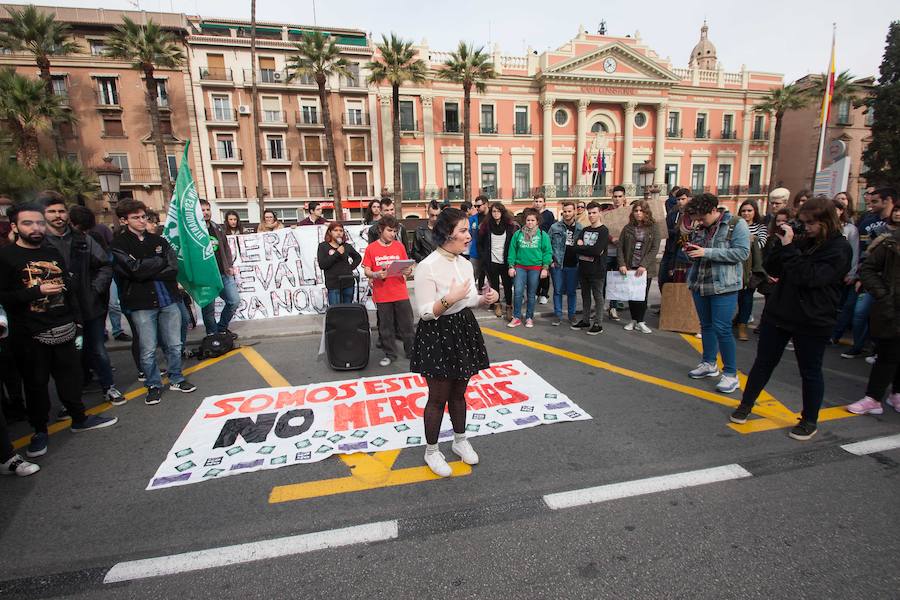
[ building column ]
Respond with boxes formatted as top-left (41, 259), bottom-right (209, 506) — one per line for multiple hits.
top-left (421, 94), bottom-right (437, 198)
top-left (379, 94), bottom-right (394, 193)
top-left (654, 102), bottom-right (667, 186)
top-left (739, 107), bottom-right (753, 188)
top-left (622, 101), bottom-right (636, 185)
top-left (575, 98), bottom-right (589, 186)
top-left (541, 95), bottom-right (555, 192)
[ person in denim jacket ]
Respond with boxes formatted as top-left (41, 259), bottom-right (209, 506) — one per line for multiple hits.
top-left (548, 202), bottom-right (583, 326)
top-left (684, 193), bottom-right (751, 394)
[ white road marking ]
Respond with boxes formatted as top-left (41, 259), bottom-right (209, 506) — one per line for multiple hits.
top-left (543, 464), bottom-right (752, 510)
top-left (841, 433), bottom-right (900, 456)
top-left (103, 521), bottom-right (398, 583)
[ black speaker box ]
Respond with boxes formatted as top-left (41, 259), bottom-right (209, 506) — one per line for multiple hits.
top-left (324, 303), bottom-right (371, 370)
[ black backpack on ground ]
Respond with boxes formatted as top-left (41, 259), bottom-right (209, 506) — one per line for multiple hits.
top-left (198, 332), bottom-right (234, 358)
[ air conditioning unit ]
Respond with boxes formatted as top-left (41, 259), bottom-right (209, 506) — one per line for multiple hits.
top-left (272, 72), bottom-right (282, 81)
top-left (238, 105), bottom-right (251, 115)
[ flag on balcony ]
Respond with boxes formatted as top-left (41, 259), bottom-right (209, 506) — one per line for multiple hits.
top-left (582, 148), bottom-right (589, 175)
top-left (600, 151), bottom-right (607, 173)
top-left (815, 24), bottom-right (837, 172)
top-left (163, 142), bottom-right (224, 308)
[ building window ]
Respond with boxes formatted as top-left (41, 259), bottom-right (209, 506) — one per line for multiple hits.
top-left (691, 164), bottom-right (705, 194)
top-left (51, 76), bottom-right (67, 98)
top-left (664, 163), bottom-right (679, 190)
top-left (836, 99), bottom-right (851, 125)
top-left (514, 105), bottom-right (529, 134)
top-left (258, 56), bottom-right (276, 83)
top-left (753, 115), bottom-right (766, 140)
top-left (167, 155), bottom-right (178, 180)
top-left (634, 112), bottom-right (647, 128)
top-left (514, 164), bottom-right (530, 198)
top-left (267, 135), bottom-right (285, 160)
top-left (348, 136), bottom-right (367, 161)
top-left (102, 117), bottom-right (124, 137)
top-left (722, 114), bottom-right (734, 138)
top-left (270, 171), bottom-right (290, 197)
top-left (155, 80), bottom-right (169, 107)
top-left (400, 163), bottom-right (420, 200)
top-left (554, 163), bottom-right (569, 195)
top-left (480, 163), bottom-right (498, 197)
top-left (554, 109), bottom-right (568, 126)
top-left (89, 39), bottom-right (107, 56)
top-left (717, 164), bottom-right (732, 194)
top-left (591, 122), bottom-right (608, 133)
top-left (667, 112), bottom-right (680, 136)
top-left (351, 171), bottom-right (369, 197)
top-left (445, 163), bottom-right (463, 199)
top-left (261, 96), bottom-right (282, 122)
top-left (270, 207), bottom-right (298, 221)
top-left (480, 104), bottom-right (495, 134)
top-left (216, 135), bottom-right (236, 159)
top-left (97, 78), bottom-right (118, 105)
top-left (219, 172), bottom-right (242, 198)
top-left (307, 172), bottom-right (326, 196)
top-left (444, 102), bottom-right (459, 133)
top-left (303, 135), bottom-right (323, 162)
top-left (158, 118), bottom-right (172, 136)
top-left (631, 163), bottom-right (642, 187)
top-left (695, 113), bottom-right (708, 138)
top-left (346, 101), bottom-right (364, 125)
top-left (748, 165), bottom-right (762, 194)
top-left (211, 95), bottom-right (232, 121)
top-left (300, 102), bottom-right (319, 125)
top-left (345, 63), bottom-right (360, 87)
top-left (399, 100), bottom-right (415, 131)
top-left (108, 153), bottom-right (131, 181)
top-left (864, 108), bottom-right (874, 127)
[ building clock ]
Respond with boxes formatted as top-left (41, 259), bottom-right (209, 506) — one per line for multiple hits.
top-left (603, 57), bottom-right (617, 73)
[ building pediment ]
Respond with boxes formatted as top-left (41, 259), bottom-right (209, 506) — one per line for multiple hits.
top-left (541, 42), bottom-right (680, 87)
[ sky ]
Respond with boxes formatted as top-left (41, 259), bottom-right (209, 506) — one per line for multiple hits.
top-left (28, 0), bottom-right (900, 82)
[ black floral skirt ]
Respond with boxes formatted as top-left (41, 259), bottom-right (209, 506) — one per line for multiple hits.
top-left (410, 308), bottom-right (490, 379)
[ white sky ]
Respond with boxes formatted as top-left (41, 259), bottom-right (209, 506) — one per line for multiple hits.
top-left (27, 0), bottom-right (900, 82)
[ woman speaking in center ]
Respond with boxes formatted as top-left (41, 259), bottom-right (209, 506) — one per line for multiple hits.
top-left (411, 208), bottom-right (499, 477)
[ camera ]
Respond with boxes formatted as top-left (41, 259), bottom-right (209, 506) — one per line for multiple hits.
top-left (787, 220), bottom-right (806, 236)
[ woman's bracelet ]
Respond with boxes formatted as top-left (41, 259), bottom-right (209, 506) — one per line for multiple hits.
top-left (439, 296), bottom-right (450, 309)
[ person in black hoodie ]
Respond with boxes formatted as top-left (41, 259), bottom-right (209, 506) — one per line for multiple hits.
top-left (110, 200), bottom-right (196, 406)
top-left (411, 201), bottom-right (440, 262)
top-left (317, 222), bottom-right (362, 305)
top-left (478, 202), bottom-right (518, 320)
top-left (571, 202), bottom-right (610, 335)
top-left (533, 194), bottom-right (555, 304)
top-left (730, 196), bottom-right (851, 440)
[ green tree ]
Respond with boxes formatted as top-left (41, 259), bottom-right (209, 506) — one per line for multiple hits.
top-left (288, 31), bottom-right (350, 217)
top-left (366, 33), bottom-right (427, 214)
top-left (104, 16), bottom-right (184, 205)
top-left (437, 43), bottom-right (496, 200)
top-left (34, 157), bottom-right (99, 205)
top-left (0, 68), bottom-right (72, 169)
top-left (0, 4), bottom-right (80, 157)
top-left (862, 22), bottom-right (900, 188)
top-left (755, 83), bottom-right (810, 187)
top-left (0, 155), bottom-right (38, 201)
top-left (810, 69), bottom-right (863, 106)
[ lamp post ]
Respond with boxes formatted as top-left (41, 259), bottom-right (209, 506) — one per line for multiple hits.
top-left (638, 160), bottom-right (659, 200)
top-left (95, 156), bottom-right (122, 218)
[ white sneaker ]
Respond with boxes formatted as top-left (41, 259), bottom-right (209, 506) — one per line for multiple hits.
top-left (635, 322), bottom-right (652, 334)
top-left (1, 454), bottom-right (40, 477)
top-left (424, 450), bottom-right (452, 477)
top-left (694, 332), bottom-right (702, 339)
top-left (105, 386), bottom-right (126, 406)
top-left (865, 355), bottom-right (878, 365)
top-left (538, 296), bottom-right (548, 304)
top-left (379, 357), bottom-right (392, 367)
top-left (451, 439), bottom-right (479, 465)
top-left (689, 362), bottom-right (720, 379)
top-left (716, 375), bottom-right (740, 394)
top-left (623, 320), bottom-right (636, 331)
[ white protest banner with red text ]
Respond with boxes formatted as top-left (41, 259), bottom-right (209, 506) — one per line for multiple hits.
top-left (148, 360), bottom-right (591, 490)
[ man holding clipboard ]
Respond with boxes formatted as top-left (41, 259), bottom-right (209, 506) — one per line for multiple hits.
top-left (362, 216), bottom-right (415, 367)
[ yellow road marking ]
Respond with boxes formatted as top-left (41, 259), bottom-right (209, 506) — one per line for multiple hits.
top-left (12, 348), bottom-right (243, 450)
top-left (239, 346), bottom-right (290, 387)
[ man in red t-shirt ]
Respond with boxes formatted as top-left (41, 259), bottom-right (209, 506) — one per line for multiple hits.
top-left (362, 215), bottom-right (415, 367)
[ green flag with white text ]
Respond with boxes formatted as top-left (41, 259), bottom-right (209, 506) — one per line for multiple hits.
top-left (163, 142), bottom-right (223, 308)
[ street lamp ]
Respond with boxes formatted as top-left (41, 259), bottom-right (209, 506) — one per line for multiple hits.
top-left (95, 156), bottom-right (122, 215)
top-left (638, 160), bottom-right (659, 199)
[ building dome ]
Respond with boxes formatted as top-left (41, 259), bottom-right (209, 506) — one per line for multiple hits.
top-left (688, 21), bottom-right (717, 70)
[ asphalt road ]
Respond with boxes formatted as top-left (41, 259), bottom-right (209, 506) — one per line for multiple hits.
top-left (1, 306), bottom-right (898, 599)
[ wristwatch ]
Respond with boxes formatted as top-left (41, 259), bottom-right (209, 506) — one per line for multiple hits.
top-left (440, 297), bottom-right (450, 309)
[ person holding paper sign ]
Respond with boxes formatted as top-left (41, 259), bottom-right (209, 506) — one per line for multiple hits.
top-left (411, 208), bottom-right (498, 477)
top-left (617, 200), bottom-right (660, 334)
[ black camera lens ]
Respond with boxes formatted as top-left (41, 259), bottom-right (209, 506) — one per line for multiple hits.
top-left (788, 220), bottom-right (806, 235)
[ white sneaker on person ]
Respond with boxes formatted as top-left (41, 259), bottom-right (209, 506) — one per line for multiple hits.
top-left (451, 439), bottom-right (479, 465)
top-left (538, 296), bottom-right (548, 304)
top-left (1, 454), bottom-right (40, 477)
top-left (716, 375), bottom-right (740, 394)
top-left (623, 320), bottom-right (636, 331)
top-left (865, 355), bottom-right (878, 365)
top-left (635, 322), bottom-right (652, 334)
top-left (689, 362), bottom-right (720, 379)
top-left (379, 357), bottom-right (392, 367)
top-left (104, 386), bottom-right (126, 406)
top-left (524, 318), bottom-right (534, 328)
top-left (424, 450), bottom-right (452, 477)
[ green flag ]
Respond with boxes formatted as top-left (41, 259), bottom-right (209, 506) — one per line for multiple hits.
top-left (163, 142), bottom-right (223, 308)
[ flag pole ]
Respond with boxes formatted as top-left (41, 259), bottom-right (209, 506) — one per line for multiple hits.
top-left (815, 23), bottom-right (837, 174)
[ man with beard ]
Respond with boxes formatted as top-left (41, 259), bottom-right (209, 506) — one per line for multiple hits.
top-left (0, 203), bottom-right (118, 459)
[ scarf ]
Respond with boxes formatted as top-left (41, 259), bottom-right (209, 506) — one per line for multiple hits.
top-left (490, 219), bottom-right (508, 235)
top-left (522, 224), bottom-right (538, 243)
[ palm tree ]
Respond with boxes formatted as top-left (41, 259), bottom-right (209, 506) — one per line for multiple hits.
top-left (288, 31), bottom-right (350, 217)
top-left (366, 34), bottom-right (427, 215)
top-left (103, 16), bottom-right (184, 205)
top-left (0, 5), bottom-right (80, 157)
top-left (0, 69), bottom-right (72, 169)
top-left (755, 83), bottom-right (810, 187)
top-left (437, 43), bottom-right (496, 201)
top-left (34, 157), bottom-right (99, 205)
top-left (810, 70), bottom-right (862, 107)
top-left (0, 154), bottom-right (39, 200)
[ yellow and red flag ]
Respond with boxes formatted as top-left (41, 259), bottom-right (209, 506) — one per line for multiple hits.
top-left (816, 24), bottom-right (837, 172)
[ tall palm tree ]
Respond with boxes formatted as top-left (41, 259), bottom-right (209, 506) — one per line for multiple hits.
top-left (437, 43), bottom-right (496, 201)
top-left (0, 4), bottom-right (80, 157)
top-left (810, 70), bottom-right (862, 107)
top-left (288, 31), bottom-right (350, 217)
top-left (366, 33), bottom-right (427, 215)
top-left (0, 68), bottom-right (72, 168)
top-left (34, 157), bottom-right (99, 205)
top-left (755, 83), bottom-right (810, 187)
top-left (104, 16), bottom-right (184, 205)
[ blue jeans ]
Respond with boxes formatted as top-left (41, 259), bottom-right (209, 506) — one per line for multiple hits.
top-left (736, 287), bottom-right (755, 325)
top-left (551, 265), bottom-right (579, 319)
top-left (176, 300), bottom-right (190, 346)
top-left (327, 287), bottom-right (355, 306)
top-left (849, 292), bottom-right (873, 353)
top-left (107, 279), bottom-right (124, 336)
top-left (201, 275), bottom-right (241, 335)
top-left (513, 268), bottom-right (541, 320)
top-left (692, 291), bottom-right (738, 376)
top-left (132, 303), bottom-right (185, 388)
top-left (831, 285), bottom-right (856, 342)
top-left (82, 315), bottom-right (115, 390)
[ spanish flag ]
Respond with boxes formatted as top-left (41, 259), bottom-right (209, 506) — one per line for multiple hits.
top-left (816, 24), bottom-right (836, 172)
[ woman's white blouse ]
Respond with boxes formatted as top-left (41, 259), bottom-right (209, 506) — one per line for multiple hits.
top-left (414, 250), bottom-right (481, 321)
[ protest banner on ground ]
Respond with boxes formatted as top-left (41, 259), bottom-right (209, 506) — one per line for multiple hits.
top-left (147, 360), bottom-right (592, 490)
top-left (213, 224), bottom-right (373, 321)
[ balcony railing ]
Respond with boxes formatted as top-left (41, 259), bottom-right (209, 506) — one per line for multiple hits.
top-left (119, 168), bottom-right (169, 184)
top-left (295, 111), bottom-right (323, 126)
top-left (479, 122), bottom-right (498, 134)
top-left (215, 185), bottom-right (245, 199)
top-left (264, 148), bottom-right (291, 161)
top-left (344, 149), bottom-right (372, 162)
top-left (401, 188), bottom-right (424, 201)
top-left (399, 119), bottom-right (419, 133)
top-left (666, 128), bottom-right (683, 139)
top-left (54, 92), bottom-right (70, 107)
top-left (442, 121), bottom-right (461, 133)
top-left (267, 186), bottom-right (292, 197)
top-left (199, 67), bottom-right (233, 82)
top-left (341, 112), bottom-right (370, 126)
top-left (695, 128), bottom-right (709, 139)
top-left (442, 188), bottom-right (464, 200)
top-left (95, 91), bottom-right (120, 107)
top-left (342, 77), bottom-right (366, 89)
top-left (298, 147), bottom-right (326, 162)
top-left (513, 124), bottom-right (532, 135)
top-left (720, 130), bottom-right (738, 140)
top-left (478, 187), bottom-right (502, 199)
top-left (347, 184), bottom-right (375, 197)
top-left (210, 147), bottom-right (242, 161)
top-left (243, 68), bottom-right (290, 84)
top-left (205, 107), bottom-right (237, 122)
top-left (751, 130), bottom-right (770, 141)
top-left (261, 110), bottom-right (287, 124)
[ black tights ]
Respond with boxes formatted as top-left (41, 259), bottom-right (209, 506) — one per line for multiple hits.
top-left (423, 377), bottom-right (469, 445)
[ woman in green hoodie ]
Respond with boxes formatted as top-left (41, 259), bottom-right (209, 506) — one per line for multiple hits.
top-left (507, 209), bottom-right (552, 328)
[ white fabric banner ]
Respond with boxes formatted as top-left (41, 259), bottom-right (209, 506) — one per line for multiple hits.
top-left (605, 270), bottom-right (648, 301)
top-left (147, 360), bottom-right (592, 490)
